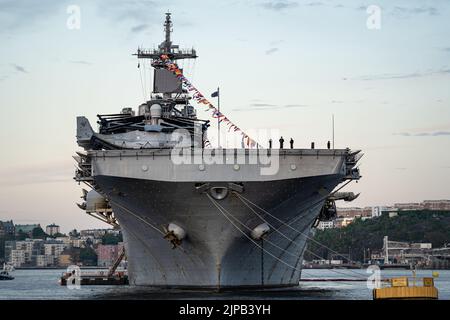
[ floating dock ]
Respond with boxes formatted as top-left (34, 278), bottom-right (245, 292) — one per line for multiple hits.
top-left (373, 276), bottom-right (438, 300)
top-left (59, 272), bottom-right (128, 286)
top-left (59, 248), bottom-right (128, 286)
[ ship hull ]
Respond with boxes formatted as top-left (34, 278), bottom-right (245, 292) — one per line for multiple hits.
top-left (95, 174), bottom-right (343, 289)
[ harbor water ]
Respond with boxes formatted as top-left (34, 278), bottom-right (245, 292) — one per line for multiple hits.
top-left (1, 269), bottom-right (449, 300)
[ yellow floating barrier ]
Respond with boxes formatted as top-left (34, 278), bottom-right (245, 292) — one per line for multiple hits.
top-left (373, 276), bottom-right (439, 300)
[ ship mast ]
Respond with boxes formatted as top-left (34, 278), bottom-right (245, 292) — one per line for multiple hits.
top-left (134, 12), bottom-right (197, 61)
top-left (162, 12), bottom-right (172, 53)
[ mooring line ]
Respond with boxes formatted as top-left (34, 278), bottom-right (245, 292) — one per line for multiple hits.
top-left (234, 192), bottom-right (368, 279)
top-left (206, 193), bottom-right (304, 273)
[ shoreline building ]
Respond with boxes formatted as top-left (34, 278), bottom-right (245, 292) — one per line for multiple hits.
top-left (45, 223), bottom-right (60, 236)
top-left (96, 243), bottom-right (124, 267)
top-left (15, 224), bottom-right (40, 237)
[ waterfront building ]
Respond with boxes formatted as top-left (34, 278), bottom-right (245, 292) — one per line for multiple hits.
top-left (15, 224), bottom-right (40, 237)
top-left (58, 254), bottom-right (72, 267)
top-left (10, 249), bottom-right (26, 267)
top-left (0, 220), bottom-right (15, 235)
top-left (317, 220), bottom-right (334, 230)
top-left (422, 200), bottom-right (450, 211)
top-left (70, 238), bottom-right (86, 248)
top-left (44, 242), bottom-right (66, 256)
top-left (334, 217), bottom-right (354, 228)
top-left (36, 254), bottom-right (55, 267)
top-left (45, 223), bottom-right (60, 236)
top-left (394, 202), bottom-right (423, 210)
top-left (55, 236), bottom-right (71, 246)
top-left (96, 243), bottom-right (124, 267)
top-left (337, 207), bottom-right (372, 219)
top-left (80, 229), bottom-right (108, 238)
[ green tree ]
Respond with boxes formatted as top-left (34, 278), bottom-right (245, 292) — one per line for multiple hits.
top-left (101, 233), bottom-right (123, 245)
top-left (80, 247), bottom-right (98, 266)
top-left (15, 230), bottom-right (28, 241)
top-left (305, 211), bottom-right (450, 262)
top-left (31, 227), bottom-right (48, 239)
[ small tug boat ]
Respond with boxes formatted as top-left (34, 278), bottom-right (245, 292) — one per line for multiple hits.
top-left (373, 273), bottom-right (439, 300)
top-left (0, 263), bottom-right (14, 281)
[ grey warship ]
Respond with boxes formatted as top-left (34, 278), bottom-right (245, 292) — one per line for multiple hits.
top-left (74, 13), bottom-right (362, 289)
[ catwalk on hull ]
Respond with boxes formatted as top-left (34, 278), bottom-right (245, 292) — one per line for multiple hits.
top-left (74, 13), bottom-right (362, 289)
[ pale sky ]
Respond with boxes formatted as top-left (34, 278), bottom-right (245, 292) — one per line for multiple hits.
top-left (0, 0), bottom-right (449, 232)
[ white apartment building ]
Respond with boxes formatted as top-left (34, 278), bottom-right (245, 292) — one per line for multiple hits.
top-left (36, 255), bottom-right (55, 267)
top-left (10, 249), bottom-right (26, 267)
top-left (317, 221), bottom-right (334, 230)
top-left (44, 243), bottom-right (66, 256)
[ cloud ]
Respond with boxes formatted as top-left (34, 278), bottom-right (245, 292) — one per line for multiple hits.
top-left (11, 64), bottom-right (28, 73)
top-left (69, 60), bottom-right (92, 65)
top-left (251, 103), bottom-right (276, 107)
top-left (443, 48), bottom-right (450, 52)
top-left (269, 40), bottom-right (284, 46)
top-left (232, 103), bottom-right (308, 111)
top-left (0, 0), bottom-right (169, 35)
top-left (265, 48), bottom-right (279, 55)
top-left (305, 2), bottom-right (324, 7)
top-left (394, 131), bottom-right (450, 137)
top-left (130, 24), bottom-right (150, 33)
top-left (392, 6), bottom-right (439, 17)
top-left (353, 67), bottom-right (450, 81)
top-left (97, 0), bottom-right (162, 24)
top-left (260, 1), bottom-right (298, 11)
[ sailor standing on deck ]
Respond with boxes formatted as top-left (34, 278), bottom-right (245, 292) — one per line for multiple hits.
top-left (290, 138), bottom-right (294, 149)
top-left (279, 136), bottom-right (284, 149)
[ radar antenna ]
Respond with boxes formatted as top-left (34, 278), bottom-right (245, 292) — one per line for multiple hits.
top-left (134, 12), bottom-right (197, 61)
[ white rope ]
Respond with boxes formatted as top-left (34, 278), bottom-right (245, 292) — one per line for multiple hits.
top-left (209, 194), bottom-right (304, 260)
top-left (282, 180), bottom-right (352, 228)
top-left (236, 192), bottom-right (312, 246)
top-left (234, 187), bottom-right (358, 264)
top-left (233, 191), bottom-right (369, 279)
top-left (208, 194), bottom-right (367, 281)
top-left (109, 200), bottom-right (164, 236)
top-left (302, 249), bottom-right (367, 281)
top-left (206, 193), bottom-right (304, 273)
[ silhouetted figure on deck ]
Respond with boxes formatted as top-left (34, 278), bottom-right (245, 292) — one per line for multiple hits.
top-left (279, 137), bottom-right (284, 149)
top-left (269, 139), bottom-right (272, 149)
top-left (327, 141), bottom-right (331, 149)
top-left (290, 138), bottom-right (294, 149)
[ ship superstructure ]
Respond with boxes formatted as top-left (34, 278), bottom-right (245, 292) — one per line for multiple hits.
top-left (74, 13), bottom-right (362, 289)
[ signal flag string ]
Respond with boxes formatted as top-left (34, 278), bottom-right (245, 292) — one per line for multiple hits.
top-left (154, 54), bottom-right (259, 148)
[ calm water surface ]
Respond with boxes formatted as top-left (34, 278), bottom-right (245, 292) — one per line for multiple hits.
top-left (1, 269), bottom-right (449, 300)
